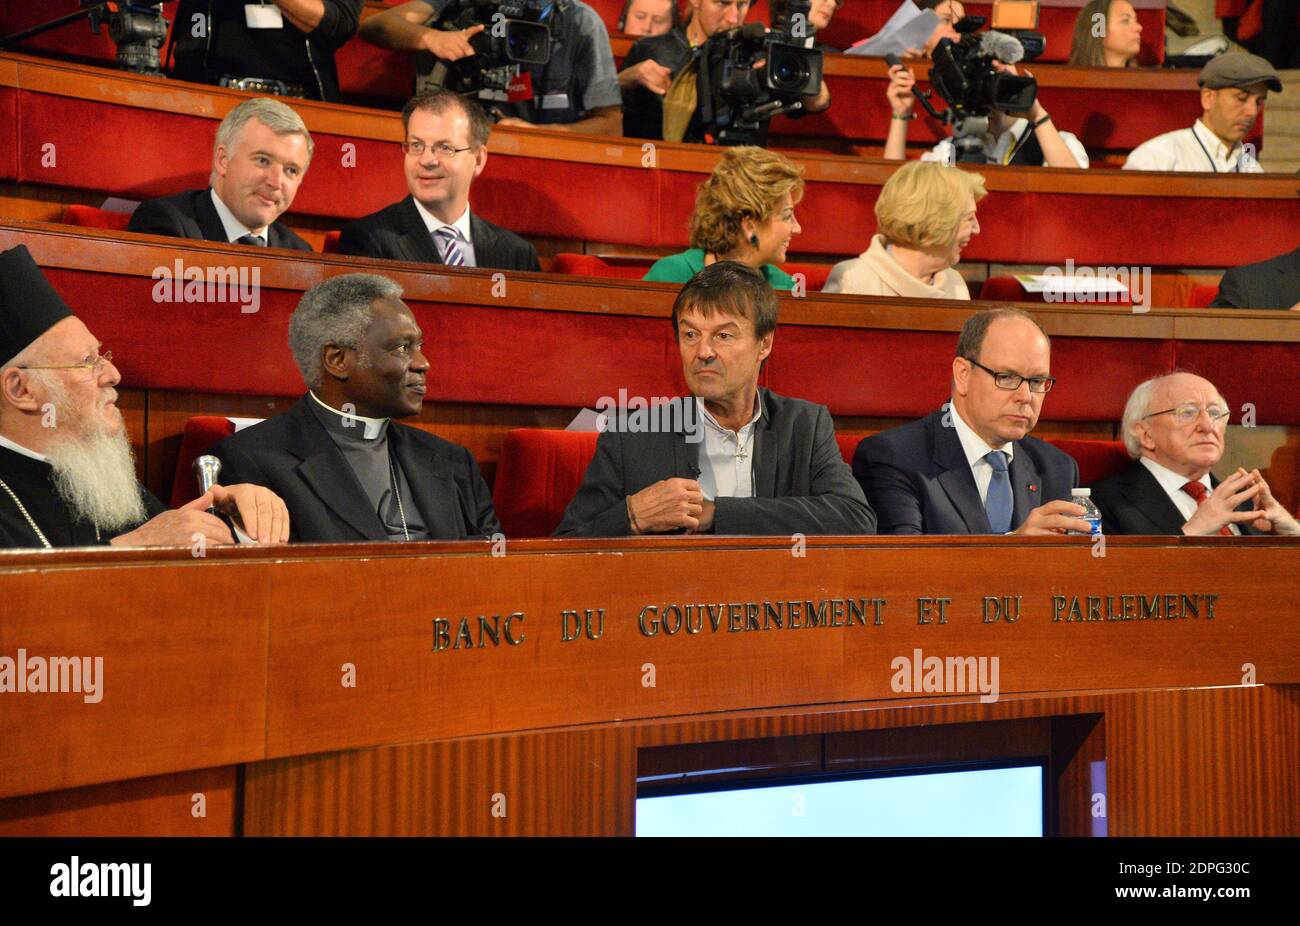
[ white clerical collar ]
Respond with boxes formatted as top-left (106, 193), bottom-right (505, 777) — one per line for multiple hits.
top-left (210, 188), bottom-right (269, 243)
top-left (948, 401), bottom-right (1014, 468)
top-left (308, 391), bottom-right (387, 439)
top-left (1140, 455), bottom-right (1211, 497)
top-left (1192, 119), bottom-right (1238, 164)
top-left (412, 198), bottom-right (472, 242)
top-left (0, 433), bottom-right (49, 464)
top-left (695, 394), bottom-right (763, 436)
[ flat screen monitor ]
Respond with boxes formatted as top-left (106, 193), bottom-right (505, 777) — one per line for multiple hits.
top-left (636, 763), bottom-right (1045, 837)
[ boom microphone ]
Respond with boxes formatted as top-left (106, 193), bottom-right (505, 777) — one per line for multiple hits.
top-left (978, 29), bottom-right (1025, 64)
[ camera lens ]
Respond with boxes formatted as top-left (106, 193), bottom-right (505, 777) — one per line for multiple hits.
top-left (770, 54), bottom-right (809, 92)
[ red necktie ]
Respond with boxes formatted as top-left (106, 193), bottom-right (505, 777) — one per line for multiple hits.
top-left (1180, 480), bottom-right (1233, 536)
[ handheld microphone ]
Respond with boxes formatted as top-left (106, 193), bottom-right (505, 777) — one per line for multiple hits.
top-left (193, 454), bottom-right (246, 543)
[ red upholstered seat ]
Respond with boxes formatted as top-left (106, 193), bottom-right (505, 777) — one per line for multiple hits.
top-left (979, 276), bottom-right (1132, 307)
top-left (1045, 439), bottom-right (1131, 487)
top-left (550, 254), bottom-right (649, 279)
top-left (323, 230), bottom-right (342, 254)
top-left (492, 428), bottom-right (1133, 538)
top-left (1187, 284), bottom-right (1219, 308)
top-left (62, 204), bottom-right (132, 231)
top-left (549, 253), bottom-right (834, 290)
top-left (169, 416), bottom-right (241, 508)
top-left (493, 429), bottom-right (601, 538)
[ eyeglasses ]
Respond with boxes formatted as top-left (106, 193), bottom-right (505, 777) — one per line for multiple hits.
top-left (965, 357), bottom-right (1055, 394)
top-left (1144, 403), bottom-right (1230, 425)
top-left (18, 350), bottom-right (113, 374)
top-left (401, 141), bottom-right (474, 159)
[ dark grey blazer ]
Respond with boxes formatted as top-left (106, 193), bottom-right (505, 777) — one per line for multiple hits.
top-left (127, 189), bottom-right (312, 251)
top-left (1210, 246), bottom-right (1300, 310)
top-left (212, 396), bottom-right (499, 543)
top-left (554, 388), bottom-right (876, 537)
top-left (853, 407), bottom-right (1079, 535)
top-left (1088, 460), bottom-right (1263, 536)
top-left (337, 196), bottom-right (541, 272)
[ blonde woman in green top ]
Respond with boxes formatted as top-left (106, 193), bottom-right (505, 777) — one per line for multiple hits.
top-left (644, 146), bottom-right (804, 292)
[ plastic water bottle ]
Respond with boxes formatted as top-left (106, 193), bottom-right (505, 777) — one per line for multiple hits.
top-left (1070, 488), bottom-right (1103, 536)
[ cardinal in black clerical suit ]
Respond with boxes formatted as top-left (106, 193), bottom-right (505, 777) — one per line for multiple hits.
top-left (210, 272), bottom-right (501, 543)
top-left (0, 245), bottom-right (289, 549)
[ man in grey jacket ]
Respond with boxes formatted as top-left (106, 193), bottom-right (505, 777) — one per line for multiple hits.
top-left (555, 262), bottom-right (875, 537)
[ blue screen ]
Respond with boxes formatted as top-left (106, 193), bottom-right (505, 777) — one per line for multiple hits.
top-left (636, 765), bottom-right (1044, 837)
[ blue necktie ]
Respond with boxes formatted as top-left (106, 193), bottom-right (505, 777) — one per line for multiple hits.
top-left (435, 226), bottom-right (465, 267)
top-left (985, 450), bottom-right (1013, 534)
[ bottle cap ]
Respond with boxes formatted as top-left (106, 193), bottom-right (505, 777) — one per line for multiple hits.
top-left (1073, 488), bottom-right (1091, 497)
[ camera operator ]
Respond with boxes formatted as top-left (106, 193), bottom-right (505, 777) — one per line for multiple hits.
top-left (171, 0), bottom-right (363, 101)
top-left (883, 47), bottom-right (1088, 167)
top-left (360, 0), bottom-right (622, 136)
top-left (621, 0), bottom-right (830, 141)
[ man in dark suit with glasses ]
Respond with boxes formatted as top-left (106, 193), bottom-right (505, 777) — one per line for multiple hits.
top-left (853, 307), bottom-right (1088, 535)
top-left (1088, 372), bottom-right (1298, 536)
top-left (337, 90), bottom-right (539, 272)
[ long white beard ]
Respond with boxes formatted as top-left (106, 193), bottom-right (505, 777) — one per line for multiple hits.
top-left (40, 381), bottom-right (147, 533)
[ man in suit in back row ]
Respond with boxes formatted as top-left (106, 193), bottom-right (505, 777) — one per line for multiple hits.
top-left (212, 272), bottom-right (500, 543)
top-left (854, 307), bottom-right (1089, 535)
top-left (338, 90), bottom-right (540, 272)
top-left (1210, 245), bottom-right (1300, 311)
top-left (555, 261), bottom-right (875, 537)
top-left (127, 98), bottom-right (313, 251)
top-left (1088, 372), bottom-right (1298, 536)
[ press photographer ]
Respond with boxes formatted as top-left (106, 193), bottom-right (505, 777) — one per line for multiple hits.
top-left (621, 0), bottom-right (830, 143)
top-left (883, 12), bottom-right (1087, 167)
top-left (361, 0), bottom-right (622, 135)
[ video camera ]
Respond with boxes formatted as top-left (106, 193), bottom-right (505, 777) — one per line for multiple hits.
top-left (910, 15), bottom-right (1045, 163)
top-left (696, 0), bottom-right (824, 146)
top-left (0, 2), bottom-right (168, 76)
top-left (416, 0), bottom-right (552, 96)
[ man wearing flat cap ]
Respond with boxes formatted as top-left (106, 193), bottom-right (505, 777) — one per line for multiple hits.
top-left (1123, 52), bottom-right (1282, 173)
top-left (0, 245), bottom-right (289, 549)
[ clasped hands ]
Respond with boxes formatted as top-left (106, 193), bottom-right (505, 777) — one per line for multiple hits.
top-left (627, 478), bottom-right (715, 534)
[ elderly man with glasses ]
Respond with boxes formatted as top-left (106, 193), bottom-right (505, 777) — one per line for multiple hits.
top-left (852, 307), bottom-right (1089, 535)
top-left (338, 90), bottom-right (539, 271)
top-left (1088, 372), bottom-right (1298, 536)
top-left (0, 246), bottom-right (288, 549)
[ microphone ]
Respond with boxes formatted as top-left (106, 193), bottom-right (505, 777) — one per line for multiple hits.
top-left (193, 455), bottom-right (222, 513)
top-left (193, 454), bottom-right (245, 543)
top-left (978, 30), bottom-right (1025, 65)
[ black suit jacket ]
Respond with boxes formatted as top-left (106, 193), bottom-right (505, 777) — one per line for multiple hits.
top-left (1088, 460), bottom-right (1263, 536)
top-left (1210, 246), bottom-right (1300, 310)
top-left (337, 197), bottom-right (541, 271)
top-left (211, 397), bottom-right (500, 543)
top-left (853, 408), bottom-right (1079, 535)
top-left (554, 388), bottom-right (876, 537)
top-left (127, 189), bottom-right (312, 251)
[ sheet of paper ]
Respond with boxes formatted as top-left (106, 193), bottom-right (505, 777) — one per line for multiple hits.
top-left (846, 3), bottom-right (939, 58)
top-left (1014, 274), bottom-right (1130, 294)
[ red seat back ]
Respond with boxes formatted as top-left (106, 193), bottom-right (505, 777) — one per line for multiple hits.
top-left (979, 275), bottom-right (1132, 306)
top-left (62, 204), bottom-right (132, 231)
top-left (1188, 284), bottom-right (1219, 308)
top-left (493, 429), bottom-right (601, 538)
top-left (550, 253), bottom-right (649, 279)
top-left (323, 230), bottom-right (342, 254)
top-left (1046, 439), bottom-right (1131, 487)
top-left (169, 416), bottom-right (240, 508)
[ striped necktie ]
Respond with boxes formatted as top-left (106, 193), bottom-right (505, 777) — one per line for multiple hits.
top-left (435, 226), bottom-right (465, 267)
top-left (1181, 480), bottom-right (1233, 536)
top-left (237, 233), bottom-right (266, 247)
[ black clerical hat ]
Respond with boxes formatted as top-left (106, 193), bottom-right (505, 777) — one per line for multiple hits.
top-left (0, 245), bottom-right (75, 366)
